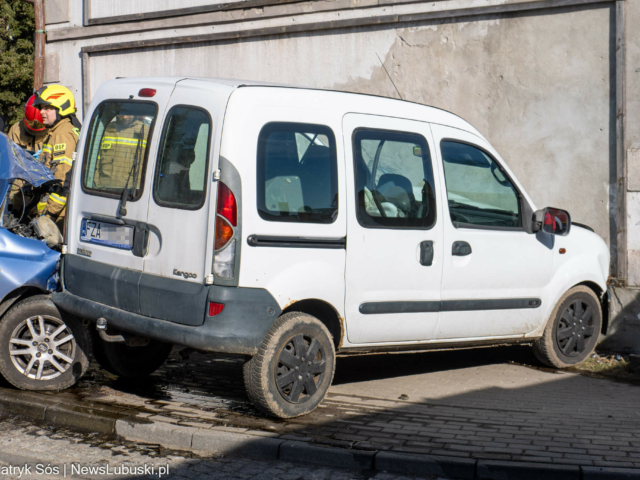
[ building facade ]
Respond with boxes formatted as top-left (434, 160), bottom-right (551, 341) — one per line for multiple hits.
top-left (43, 0), bottom-right (640, 351)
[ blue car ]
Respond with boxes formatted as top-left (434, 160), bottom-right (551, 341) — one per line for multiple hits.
top-left (0, 132), bottom-right (91, 391)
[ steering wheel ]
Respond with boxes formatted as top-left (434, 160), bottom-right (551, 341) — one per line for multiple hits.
top-left (370, 190), bottom-right (387, 218)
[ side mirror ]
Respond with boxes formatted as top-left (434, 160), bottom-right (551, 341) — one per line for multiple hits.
top-left (533, 207), bottom-right (571, 236)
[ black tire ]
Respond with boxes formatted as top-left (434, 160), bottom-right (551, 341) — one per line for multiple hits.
top-left (533, 286), bottom-right (602, 368)
top-left (243, 356), bottom-right (256, 404)
top-left (92, 331), bottom-right (172, 378)
top-left (0, 295), bottom-right (91, 390)
top-left (244, 312), bottom-right (335, 418)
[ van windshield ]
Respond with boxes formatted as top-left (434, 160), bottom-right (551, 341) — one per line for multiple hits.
top-left (81, 101), bottom-right (157, 201)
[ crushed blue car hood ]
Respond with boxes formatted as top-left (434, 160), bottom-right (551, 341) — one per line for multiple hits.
top-left (0, 132), bottom-right (60, 303)
top-left (0, 132), bottom-right (57, 201)
top-left (0, 228), bottom-right (60, 302)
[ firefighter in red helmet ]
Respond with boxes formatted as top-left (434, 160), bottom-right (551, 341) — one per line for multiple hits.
top-left (8, 96), bottom-right (50, 215)
top-left (8, 95), bottom-right (48, 155)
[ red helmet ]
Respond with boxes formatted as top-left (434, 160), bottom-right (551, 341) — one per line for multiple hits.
top-left (23, 95), bottom-right (46, 134)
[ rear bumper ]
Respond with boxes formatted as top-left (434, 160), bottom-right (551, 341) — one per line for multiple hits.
top-left (52, 289), bottom-right (281, 355)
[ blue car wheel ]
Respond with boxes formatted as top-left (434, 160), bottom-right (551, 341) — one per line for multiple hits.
top-left (0, 295), bottom-right (91, 390)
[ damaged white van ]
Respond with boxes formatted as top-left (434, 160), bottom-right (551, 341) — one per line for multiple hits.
top-left (11, 78), bottom-right (611, 418)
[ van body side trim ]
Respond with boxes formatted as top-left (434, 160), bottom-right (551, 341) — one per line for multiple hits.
top-left (247, 235), bottom-right (346, 249)
top-left (360, 298), bottom-right (541, 314)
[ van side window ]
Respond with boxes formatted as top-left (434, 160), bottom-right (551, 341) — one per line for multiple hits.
top-left (81, 101), bottom-right (157, 200)
top-left (153, 106), bottom-right (211, 210)
top-left (441, 141), bottom-right (521, 229)
top-left (353, 129), bottom-right (436, 229)
top-left (257, 122), bottom-right (338, 224)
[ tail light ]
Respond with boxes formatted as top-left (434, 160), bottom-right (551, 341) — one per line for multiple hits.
top-left (214, 182), bottom-right (236, 250)
top-left (217, 182), bottom-right (237, 226)
top-left (208, 302), bottom-right (224, 316)
top-left (213, 181), bottom-right (237, 279)
top-left (215, 216), bottom-right (233, 250)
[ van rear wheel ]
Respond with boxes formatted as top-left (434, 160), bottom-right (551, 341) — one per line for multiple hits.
top-left (0, 295), bottom-right (91, 391)
top-left (92, 332), bottom-right (172, 378)
top-left (244, 312), bottom-right (335, 418)
top-left (533, 286), bottom-right (602, 368)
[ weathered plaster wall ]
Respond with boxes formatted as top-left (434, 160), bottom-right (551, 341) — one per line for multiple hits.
top-left (625, 0), bottom-right (640, 288)
top-left (602, 0), bottom-right (640, 354)
top-left (89, 0), bottom-right (229, 19)
top-left (85, 7), bottom-right (613, 244)
top-left (342, 9), bottom-right (613, 246)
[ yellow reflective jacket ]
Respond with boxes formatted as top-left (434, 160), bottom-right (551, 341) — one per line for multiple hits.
top-left (93, 118), bottom-right (149, 190)
top-left (40, 117), bottom-right (80, 221)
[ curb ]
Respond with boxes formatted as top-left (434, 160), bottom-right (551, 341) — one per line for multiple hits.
top-left (1, 393), bottom-right (640, 480)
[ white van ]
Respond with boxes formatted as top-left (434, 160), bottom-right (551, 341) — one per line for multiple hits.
top-left (2, 77), bottom-right (610, 418)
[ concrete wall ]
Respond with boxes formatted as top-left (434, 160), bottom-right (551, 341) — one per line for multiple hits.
top-left (600, 0), bottom-right (640, 353)
top-left (82, 7), bottom-right (614, 245)
top-left (626, 0), bottom-right (640, 287)
top-left (90, 0), bottom-right (227, 19)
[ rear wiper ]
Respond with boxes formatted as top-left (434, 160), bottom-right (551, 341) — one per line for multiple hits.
top-left (117, 125), bottom-right (144, 217)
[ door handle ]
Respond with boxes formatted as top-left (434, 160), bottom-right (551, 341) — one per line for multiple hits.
top-left (452, 241), bottom-right (472, 256)
top-left (133, 222), bottom-right (150, 258)
top-left (419, 241), bottom-right (434, 266)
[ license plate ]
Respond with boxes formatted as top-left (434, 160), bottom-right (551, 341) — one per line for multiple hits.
top-left (80, 219), bottom-right (134, 250)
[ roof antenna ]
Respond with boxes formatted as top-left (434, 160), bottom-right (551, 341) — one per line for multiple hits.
top-left (376, 52), bottom-right (403, 100)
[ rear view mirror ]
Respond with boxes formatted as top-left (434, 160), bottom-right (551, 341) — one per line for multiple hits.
top-left (536, 207), bottom-right (571, 236)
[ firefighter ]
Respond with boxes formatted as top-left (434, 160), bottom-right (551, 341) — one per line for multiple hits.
top-left (93, 113), bottom-right (148, 190)
top-left (8, 95), bottom-right (48, 153)
top-left (32, 85), bottom-right (81, 229)
top-left (7, 96), bottom-right (49, 215)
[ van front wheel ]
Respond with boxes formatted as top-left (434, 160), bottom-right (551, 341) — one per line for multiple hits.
top-left (244, 312), bottom-right (335, 418)
top-left (533, 286), bottom-right (602, 368)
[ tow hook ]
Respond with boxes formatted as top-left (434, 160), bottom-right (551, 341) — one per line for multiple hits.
top-left (96, 317), bottom-right (125, 343)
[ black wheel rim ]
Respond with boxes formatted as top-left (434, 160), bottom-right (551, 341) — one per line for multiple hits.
top-left (556, 300), bottom-right (595, 357)
top-left (275, 334), bottom-right (326, 404)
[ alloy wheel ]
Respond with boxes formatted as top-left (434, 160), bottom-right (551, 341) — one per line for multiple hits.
top-left (8, 315), bottom-right (76, 380)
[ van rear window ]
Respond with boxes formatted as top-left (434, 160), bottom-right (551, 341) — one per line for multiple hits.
top-left (257, 122), bottom-right (338, 224)
top-left (81, 101), bottom-right (157, 201)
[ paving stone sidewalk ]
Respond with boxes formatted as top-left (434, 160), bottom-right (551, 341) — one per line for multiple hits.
top-left (2, 347), bottom-right (639, 470)
top-left (0, 416), bottom-right (445, 480)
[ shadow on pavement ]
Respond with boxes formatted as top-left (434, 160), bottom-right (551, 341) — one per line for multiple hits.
top-left (2, 345), bottom-right (640, 478)
top-left (66, 345), bottom-right (640, 475)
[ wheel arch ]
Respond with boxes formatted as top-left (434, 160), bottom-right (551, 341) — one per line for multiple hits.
top-left (0, 286), bottom-right (47, 321)
top-left (282, 299), bottom-right (344, 350)
top-left (576, 280), bottom-right (609, 335)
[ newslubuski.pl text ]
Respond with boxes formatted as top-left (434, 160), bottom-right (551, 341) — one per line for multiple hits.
top-left (0, 463), bottom-right (170, 477)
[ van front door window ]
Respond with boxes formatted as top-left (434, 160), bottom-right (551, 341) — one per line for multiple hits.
top-left (440, 141), bottom-right (521, 229)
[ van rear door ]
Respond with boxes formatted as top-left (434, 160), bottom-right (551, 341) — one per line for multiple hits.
top-left (66, 79), bottom-right (175, 313)
top-left (139, 79), bottom-right (232, 325)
